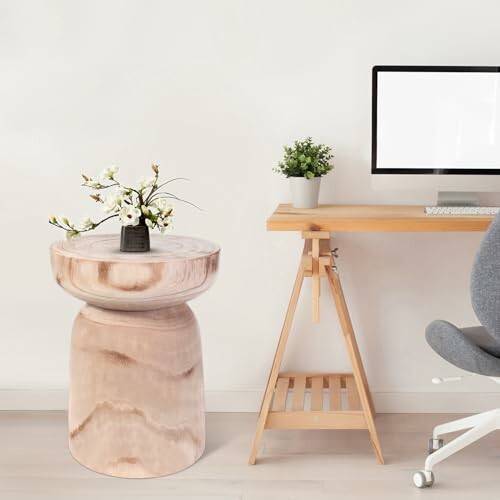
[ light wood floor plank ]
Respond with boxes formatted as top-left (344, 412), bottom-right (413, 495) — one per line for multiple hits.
top-left (1, 411), bottom-right (500, 499)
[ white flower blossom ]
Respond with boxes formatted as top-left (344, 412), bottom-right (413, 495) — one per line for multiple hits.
top-left (158, 222), bottom-right (172, 234)
top-left (66, 230), bottom-right (80, 239)
top-left (152, 198), bottom-right (169, 209)
top-left (151, 198), bottom-right (173, 216)
top-left (149, 205), bottom-right (160, 216)
top-left (142, 204), bottom-right (160, 216)
top-left (83, 179), bottom-right (101, 188)
top-left (156, 211), bottom-right (173, 234)
top-left (51, 166), bottom-right (189, 239)
top-left (119, 205), bottom-right (142, 226)
top-left (100, 165), bottom-right (118, 181)
top-left (79, 217), bottom-right (94, 231)
top-left (138, 176), bottom-right (156, 191)
top-left (103, 194), bottom-right (122, 213)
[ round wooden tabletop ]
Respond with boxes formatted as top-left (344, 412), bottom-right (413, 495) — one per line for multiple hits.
top-left (52, 234), bottom-right (220, 262)
top-left (50, 234), bottom-right (220, 310)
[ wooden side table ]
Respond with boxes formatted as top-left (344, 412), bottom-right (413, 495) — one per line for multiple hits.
top-left (50, 234), bottom-right (219, 478)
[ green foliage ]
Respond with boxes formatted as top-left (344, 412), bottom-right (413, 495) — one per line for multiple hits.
top-left (275, 137), bottom-right (334, 178)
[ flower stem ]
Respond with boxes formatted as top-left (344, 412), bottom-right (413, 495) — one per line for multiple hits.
top-left (144, 177), bottom-right (188, 204)
top-left (148, 192), bottom-right (201, 210)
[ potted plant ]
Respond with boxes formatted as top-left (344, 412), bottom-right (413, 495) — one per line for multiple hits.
top-left (275, 137), bottom-right (334, 209)
top-left (49, 164), bottom-right (196, 252)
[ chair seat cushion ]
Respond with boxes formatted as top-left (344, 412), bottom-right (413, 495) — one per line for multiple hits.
top-left (461, 326), bottom-right (500, 357)
top-left (426, 320), bottom-right (500, 376)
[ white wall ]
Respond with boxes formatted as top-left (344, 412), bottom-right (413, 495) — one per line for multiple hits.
top-left (1, 0), bottom-right (500, 412)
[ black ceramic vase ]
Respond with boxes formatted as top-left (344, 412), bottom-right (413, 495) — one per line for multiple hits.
top-left (120, 224), bottom-right (150, 252)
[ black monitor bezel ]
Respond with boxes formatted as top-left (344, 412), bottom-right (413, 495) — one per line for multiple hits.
top-left (372, 65), bottom-right (500, 175)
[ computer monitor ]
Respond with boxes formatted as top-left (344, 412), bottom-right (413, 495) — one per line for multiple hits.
top-left (372, 65), bottom-right (500, 205)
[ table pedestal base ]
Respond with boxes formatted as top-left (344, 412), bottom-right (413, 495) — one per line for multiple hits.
top-left (69, 304), bottom-right (205, 478)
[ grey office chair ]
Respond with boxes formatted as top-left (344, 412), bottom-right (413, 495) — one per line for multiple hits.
top-left (413, 213), bottom-right (500, 488)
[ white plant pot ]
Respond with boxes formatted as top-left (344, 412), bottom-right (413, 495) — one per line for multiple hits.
top-left (289, 176), bottom-right (321, 209)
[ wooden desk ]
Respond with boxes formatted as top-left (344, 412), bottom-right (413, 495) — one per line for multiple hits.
top-left (249, 205), bottom-right (493, 466)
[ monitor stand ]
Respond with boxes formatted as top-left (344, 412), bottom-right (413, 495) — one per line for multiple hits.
top-left (437, 191), bottom-right (479, 207)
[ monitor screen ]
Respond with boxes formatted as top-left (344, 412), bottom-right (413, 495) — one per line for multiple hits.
top-left (372, 66), bottom-right (500, 175)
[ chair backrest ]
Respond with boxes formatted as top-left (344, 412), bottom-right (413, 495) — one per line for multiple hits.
top-left (471, 213), bottom-right (500, 343)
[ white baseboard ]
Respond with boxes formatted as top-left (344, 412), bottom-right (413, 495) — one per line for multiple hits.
top-left (0, 390), bottom-right (69, 411)
top-left (373, 392), bottom-right (500, 413)
top-left (1, 389), bottom-right (499, 413)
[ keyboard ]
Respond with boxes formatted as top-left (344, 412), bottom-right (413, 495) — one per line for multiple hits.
top-left (425, 206), bottom-right (500, 216)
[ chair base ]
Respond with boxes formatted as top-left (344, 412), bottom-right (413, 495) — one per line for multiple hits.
top-left (414, 407), bottom-right (500, 488)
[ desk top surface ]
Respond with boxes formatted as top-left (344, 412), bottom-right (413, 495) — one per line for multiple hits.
top-left (267, 204), bottom-right (494, 232)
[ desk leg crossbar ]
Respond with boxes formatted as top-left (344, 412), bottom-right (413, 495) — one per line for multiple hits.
top-left (248, 231), bottom-right (384, 465)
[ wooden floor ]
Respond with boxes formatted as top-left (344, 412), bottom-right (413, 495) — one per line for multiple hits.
top-left (1, 412), bottom-right (500, 499)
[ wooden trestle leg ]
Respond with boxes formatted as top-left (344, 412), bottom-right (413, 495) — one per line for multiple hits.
top-left (248, 232), bottom-right (384, 465)
top-left (325, 264), bottom-right (384, 464)
top-left (248, 263), bottom-right (305, 465)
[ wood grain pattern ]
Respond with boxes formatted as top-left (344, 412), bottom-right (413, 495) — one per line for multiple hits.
top-left (267, 204), bottom-right (493, 232)
top-left (51, 234), bottom-right (220, 311)
top-left (272, 378), bottom-right (290, 412)
top-left (50, 234), bottom-right (220, 478)
top-left (248, 266), bottom-right (305, 465)
top-left (325, 265), bottom-right (383, 464)
top-left (345, 376), bottom-right (361, 411)
top-left (291, 376), bottom-right (306, 411)
top-left (329, 376), bottom-right (341, 411)
top-left (69, 304), bottom-right (204, 478)
top-left (310, 377), bottom-right (323, 411)
top-left (266, 411), bottom-right (367, 430)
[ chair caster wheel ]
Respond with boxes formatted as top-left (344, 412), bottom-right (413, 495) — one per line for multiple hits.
top-left (428, 437), bottom-right (444, 454)
top-left (413, 470), bottom-right (435, 488)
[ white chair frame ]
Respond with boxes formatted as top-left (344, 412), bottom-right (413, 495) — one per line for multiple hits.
top-left (413, 377), bottom-right (500, 488)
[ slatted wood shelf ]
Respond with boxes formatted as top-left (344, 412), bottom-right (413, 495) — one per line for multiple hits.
top-left (266, 372), bottom-right (367, 430)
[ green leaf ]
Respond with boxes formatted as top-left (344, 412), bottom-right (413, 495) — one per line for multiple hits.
top-left (274, 137), bottom-right (334, 177)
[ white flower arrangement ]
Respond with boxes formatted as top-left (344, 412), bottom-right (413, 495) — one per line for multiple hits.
top-left (49, 164), bottom-right (196, 239)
